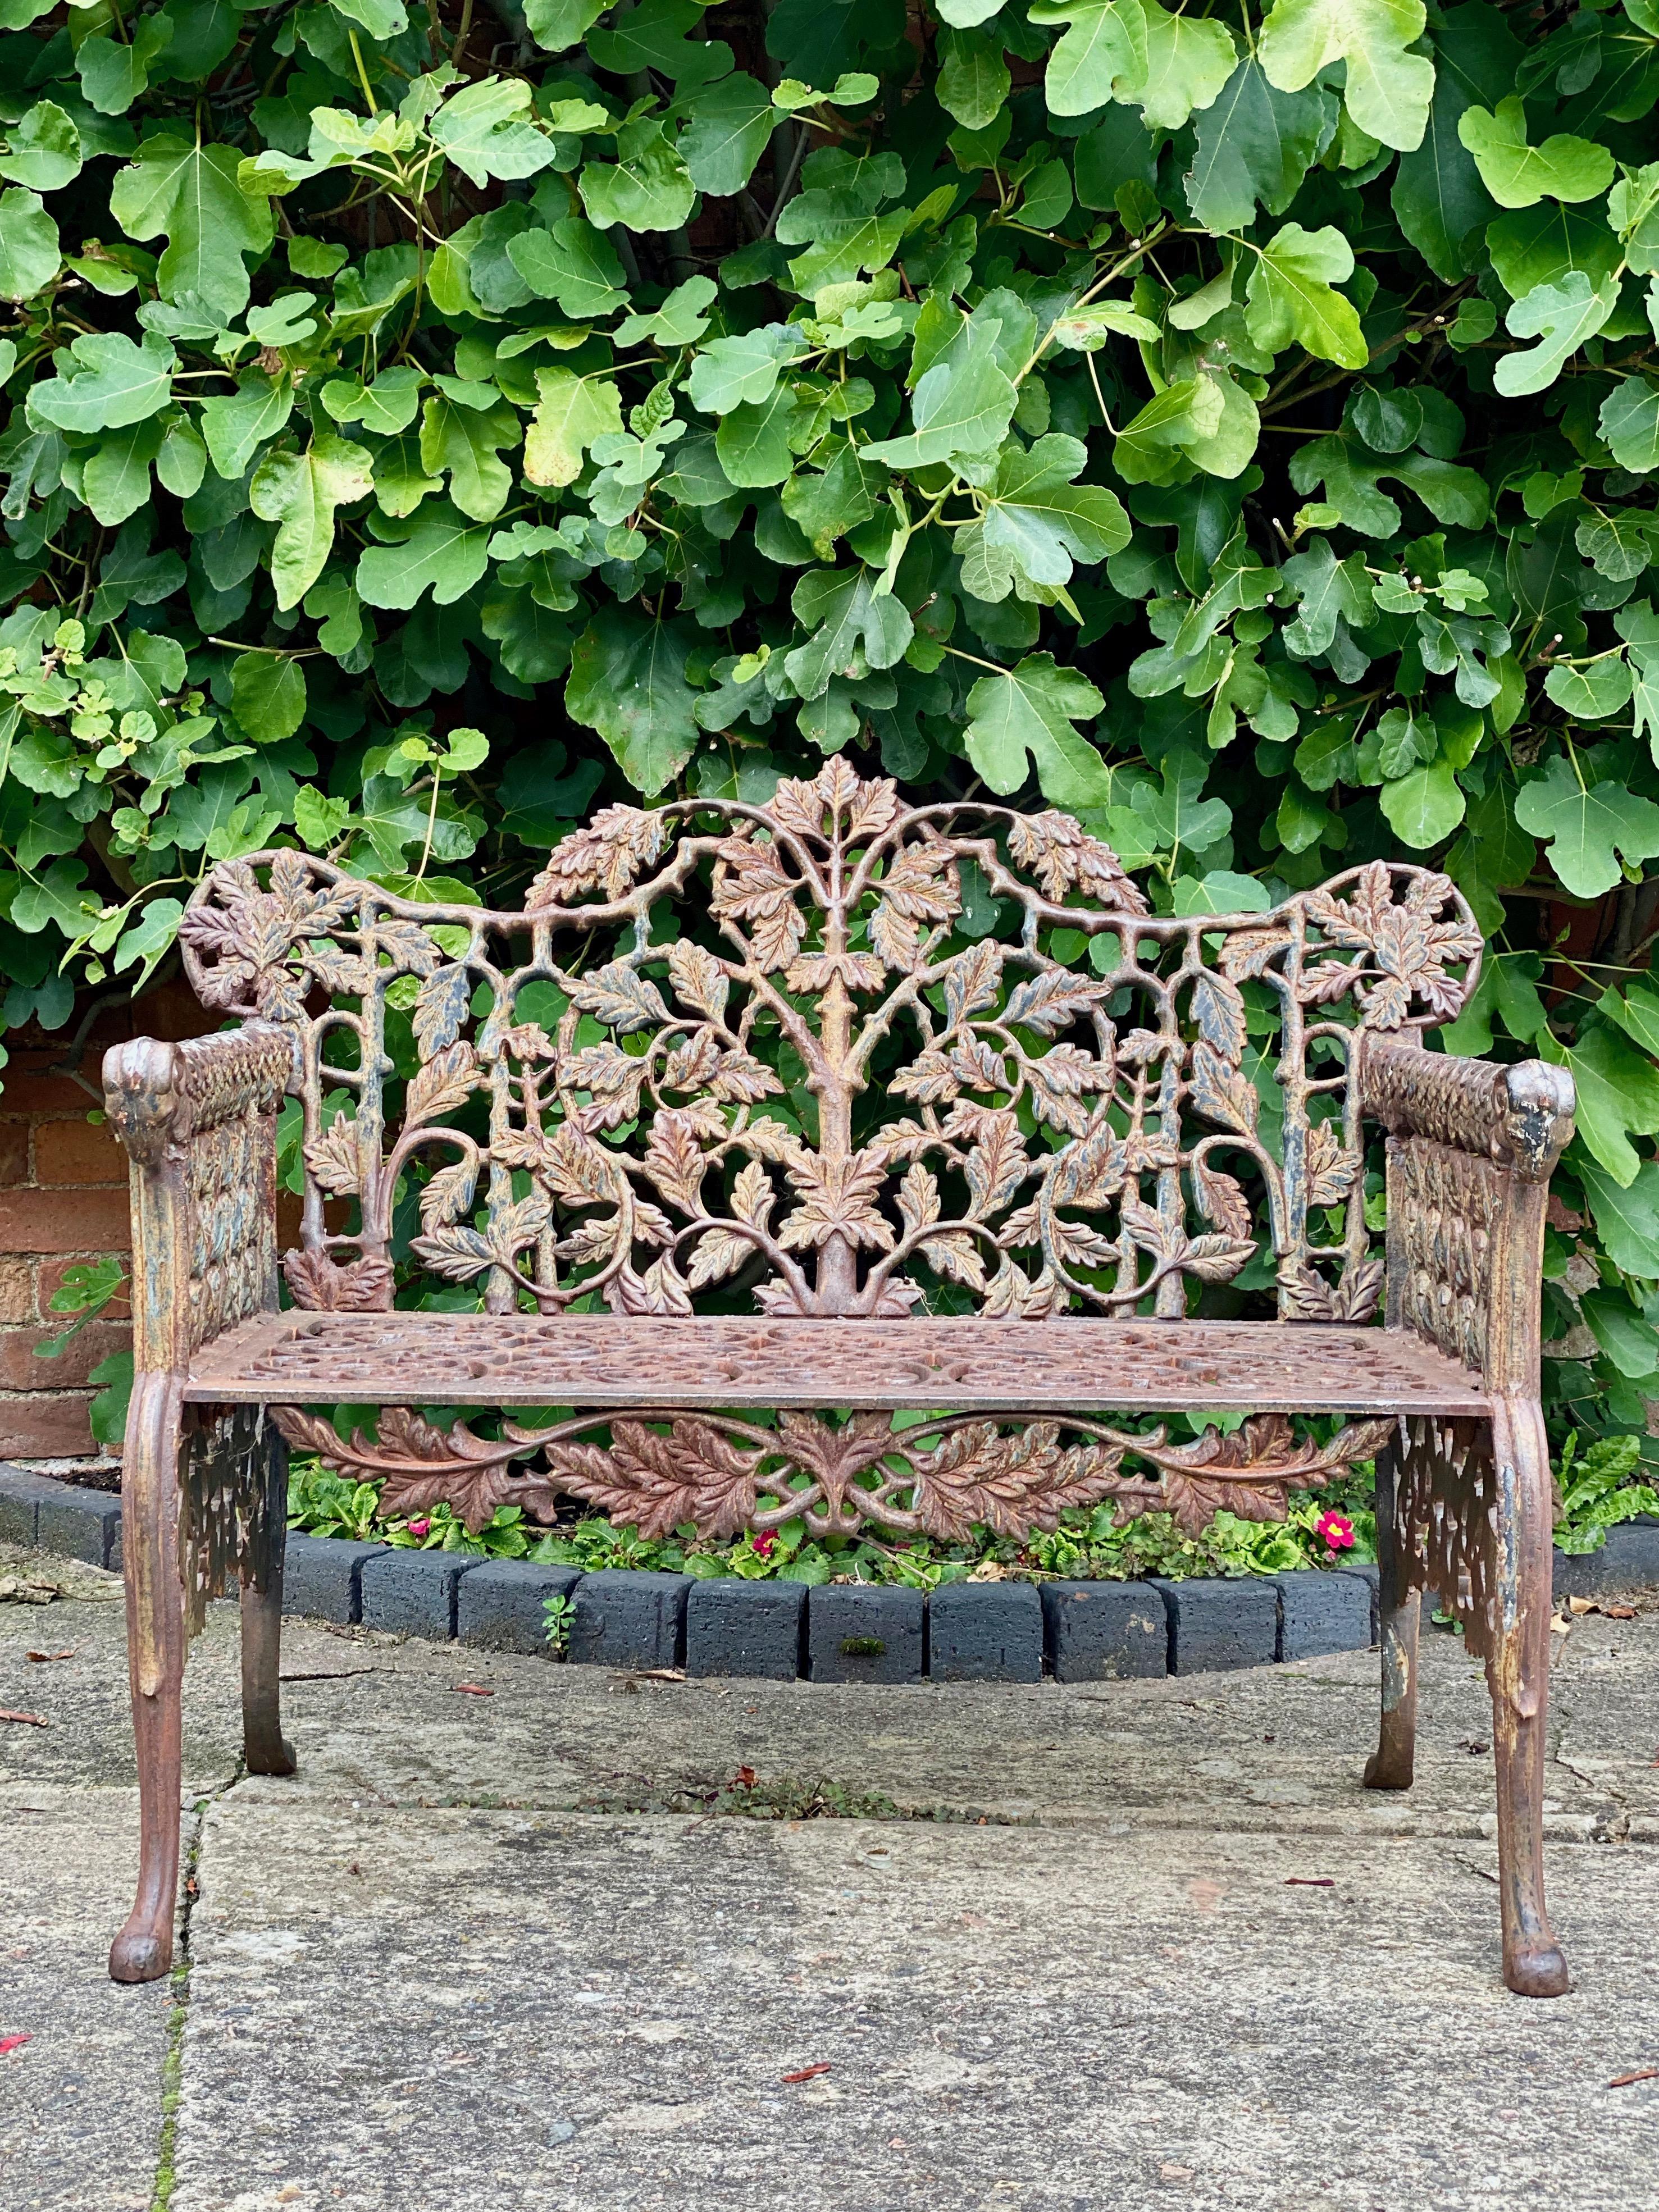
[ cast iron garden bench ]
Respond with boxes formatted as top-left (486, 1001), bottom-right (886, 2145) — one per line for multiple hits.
top-left (102, 760), bottom-right (1575, 1995)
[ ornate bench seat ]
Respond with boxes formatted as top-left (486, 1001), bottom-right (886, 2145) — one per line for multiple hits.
top-left (101, 759), bottom-right (1575, 1999)
top-left (186, 1313), bottom-right (1490, 1413)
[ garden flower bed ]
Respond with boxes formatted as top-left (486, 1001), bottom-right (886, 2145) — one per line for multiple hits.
top-left (6, 1440), bottom-right (1655, 1686)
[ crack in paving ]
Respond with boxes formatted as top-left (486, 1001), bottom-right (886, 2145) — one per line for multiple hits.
top-left (149, 1762), bottom-right (246, 2212)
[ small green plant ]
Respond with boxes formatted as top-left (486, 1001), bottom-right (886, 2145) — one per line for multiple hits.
top-left (286, 1456), bottom-right (1390, 1586)
top-left (36, 1253), bottom-right (132, 1447)
top-left (286, 1460), bottom-right (545, 1554)
top-left (1554, 1433), bottom-right (1659, 1556)
top-left (37, 1253), bottom-right (125, 1354)
top-left (542, 1593), bottom-right (576, 1656)
top-left (285, 1465), bottom-right (384, 1543)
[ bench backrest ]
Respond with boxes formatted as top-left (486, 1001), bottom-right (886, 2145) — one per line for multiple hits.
top-left (178, 761), bottom-right (1482, 1327)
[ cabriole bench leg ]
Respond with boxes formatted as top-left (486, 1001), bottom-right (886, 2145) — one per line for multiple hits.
top-left (1487, 1396), bottom-right (1570, 1999)
top-left (240, 1420), bottom-right (295, 1778)
top-left (1364, 1440), bottom-right (1420, 1791)
top-left (110, 1372), bottom-right (188, 1985)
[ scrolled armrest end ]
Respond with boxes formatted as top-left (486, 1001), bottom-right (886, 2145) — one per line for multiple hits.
top-left (1496, 1061), bottom-right (1575, 1185)
top-left (103, 1023), bottom-right (295, 1169)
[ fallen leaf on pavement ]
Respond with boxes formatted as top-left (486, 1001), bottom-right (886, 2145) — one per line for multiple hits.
top-left (0, 1579), bottom-right (59, 1606)
top-left (452, 1684), bottom-right (494, 1697)
top-left (25, 1649), bottom-right (73, 1663)
top-left (1159, 2164), bottom-right (1194, 2181)
top-left (1609, 2067), bottom-right (1659, 2088)
top-left (733, 1765), bottom-right (756, 1789)
top-left (1284, 1877), bottom-right (1334, 1887)
top-left (1569, 1597), bottom-right (1636, 1620)
top-left (0, 1711), bottom-right (48, 1728)
top-left (781, 2062), bottom-right (832, 2084)
top-left (0, 2035), bottom-right (32, 2055)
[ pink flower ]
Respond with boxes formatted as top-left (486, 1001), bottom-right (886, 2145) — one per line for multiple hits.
top-left (1316, 1510), bottom-right (1355, 1553)
top-left (407, 1518), bottom-right (431, 1537)
top-left (750, 1531), bottom-right (777, 1559)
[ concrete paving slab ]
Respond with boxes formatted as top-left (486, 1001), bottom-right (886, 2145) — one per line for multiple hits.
top-left (0, 1785), bottom-right (172, 2212)
top-left (5, 1539), bottom-right (1659, 2211)
top-left (171, 1795), bottom-right (1659, 2212)
top-left (8, 1548), bottom-right (1657, 1836)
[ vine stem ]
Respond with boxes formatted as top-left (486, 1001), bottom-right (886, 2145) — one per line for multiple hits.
top-left (348, 29), bottom-right (377, 115)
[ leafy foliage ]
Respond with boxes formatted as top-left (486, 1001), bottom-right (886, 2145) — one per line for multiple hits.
top-left (6, 0), bottom-right (1659, 1469)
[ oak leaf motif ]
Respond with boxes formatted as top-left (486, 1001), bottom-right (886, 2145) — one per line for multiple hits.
top-left (1305, 863), bottom-right (1480, 1028)
top-left (667, 939), bottom-right (730, 1023)
top-left (527, 804), bottom-right (667, 905)
top-left (778, 1145), bottom-right (896, 1252)
top-left (775, 1408), bottom-right (895, 1518)
top-left (1152, 1413), bottom-right (1395, 1534)
top-left (1304, 1119), bottom-right (1357, 1209)
top-left (544, 1417), bottom-right (762, 1540)
top-left (909, 1421), bottom-right (1129, 1542)
top-left (281, 1248), bottom-right (394, 1310)
top-left (1005, 811), bottom-right (1148, 914)
top-left (606, 1255), bottom-right (695, 1315)
top-left (268, 1404), bottom-right (543, 1534)
top-left (710, 831), bottom-right (805, 972)
top-left (303, 1111), bottom-right (362, 1197)
top-left (405, 1041), bottom-right (478, 1127)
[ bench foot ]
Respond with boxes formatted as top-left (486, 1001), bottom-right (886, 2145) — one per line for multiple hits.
top-left (240, 1574), bottom-right (296, 1776)
top-left (1363, 1440), bottom-right (1418, 1791)
top-left (1488, 1395), bottom-right (1570, 1999)
top-left (111, 1371), bottom-right (187, 1985)
top-left (240, 1423), bottom-right (296, 1778)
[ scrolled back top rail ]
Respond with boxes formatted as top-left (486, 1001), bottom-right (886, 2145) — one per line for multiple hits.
top-left (169, 760), bottom-right (1485, 1326)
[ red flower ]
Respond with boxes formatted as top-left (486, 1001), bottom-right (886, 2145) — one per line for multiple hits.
top-left (750, 1531), bottom-right (776, 1559)
top-left (407, 1518), bottom-right (431, 1538)
top-left (1316, 1510), bottom-right (1355, 1553)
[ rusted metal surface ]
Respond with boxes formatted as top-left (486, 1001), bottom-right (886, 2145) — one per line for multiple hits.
top-left (269, 1397), bottom-right (1395, 1546)
top-left (186, 1312), bottom-right (1493, 1412)
top-left (1362, 1038), bottom-right (1574, 1183)
top-left (99, 764), bottom-right (1580, 1995)
top-left (103, 1027), bottom-right (290, 1370)
top-left (98, 1030), bottom-right (290, 1983)
top-left (1361, 1033), bottom-right (1574, 1996)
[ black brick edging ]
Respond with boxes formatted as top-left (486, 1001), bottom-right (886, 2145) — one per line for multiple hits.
top-left (7, 1460), bottom-right (1659, 1683)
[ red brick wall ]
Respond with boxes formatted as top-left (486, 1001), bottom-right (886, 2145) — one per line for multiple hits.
top-left (0, 982), bottom-right (216, 1460)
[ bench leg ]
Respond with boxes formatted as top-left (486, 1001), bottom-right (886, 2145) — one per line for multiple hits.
top-left (111, 1372), bottom-right (188, 1985)
top-left (1364, 1440), bottom-right (1420, 1791)
top-left (1485, 1395), bottom-right (1570, 1999)
top-left (240, 1420), bottom-right (296, 1778)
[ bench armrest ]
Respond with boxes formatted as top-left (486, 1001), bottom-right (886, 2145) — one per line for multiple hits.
top-left (1360, 1036), bottom-right (1574, 1184)
top-left (1360, 1036), bottom-right (1575, 1392)
top-left (103, 1024), bottom-right (294, 1372)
